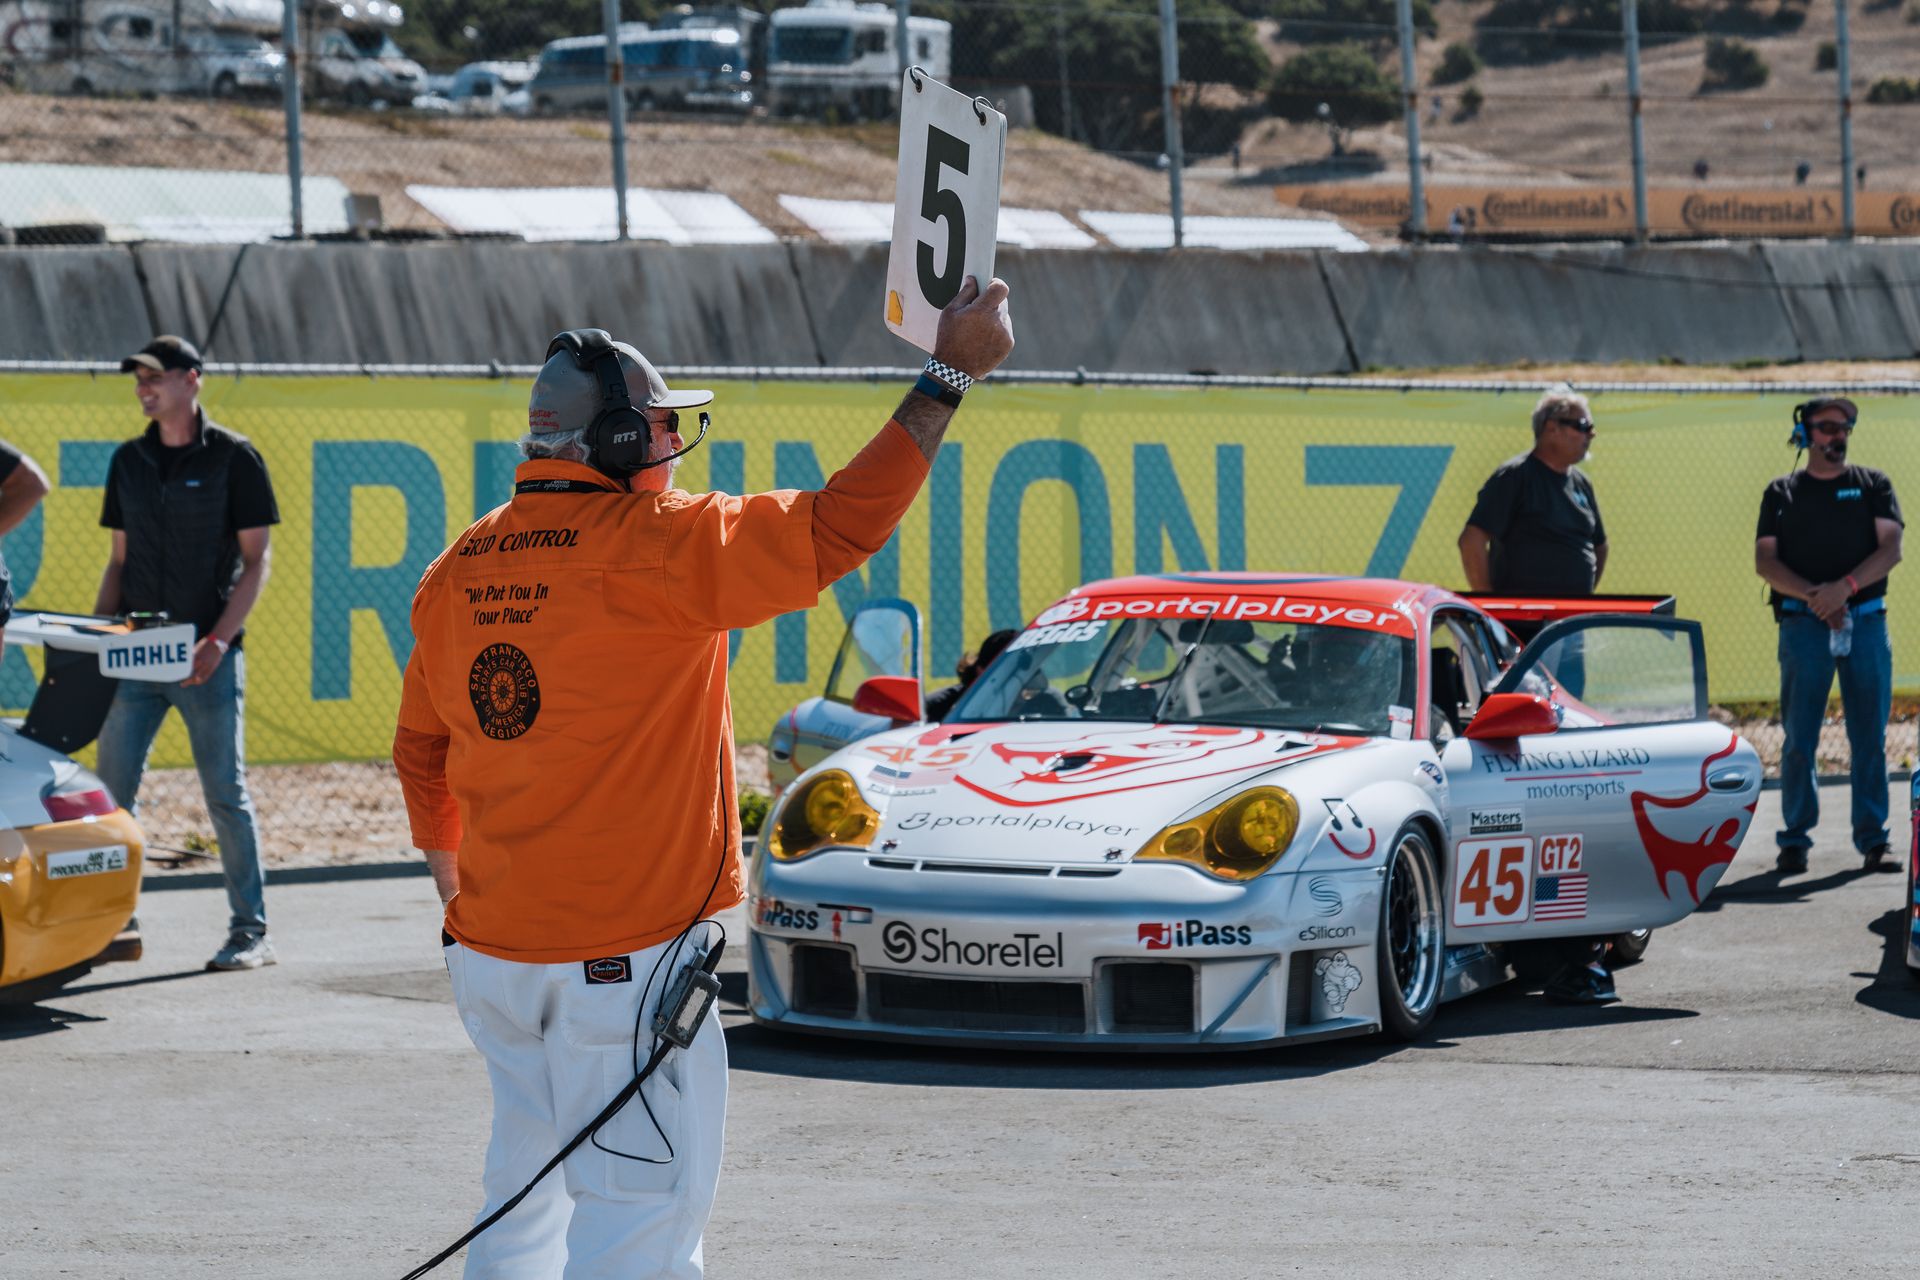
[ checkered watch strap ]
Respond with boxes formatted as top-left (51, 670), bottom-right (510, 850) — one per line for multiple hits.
top-left (923, 358), bottom-right (974, 396)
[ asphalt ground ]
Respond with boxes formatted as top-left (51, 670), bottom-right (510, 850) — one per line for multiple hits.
top-left (5, 786), bottom-right (1917, 1280)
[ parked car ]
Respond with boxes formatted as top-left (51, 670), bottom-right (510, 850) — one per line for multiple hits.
top-left (0, 612), bottom-right (202, 1003)
top-left (748, 575), bottom-right (1759, 1048)
top-left (412, 59), bottom-right (535, 115)
top-left (185, 24), bottom-right (280, 97)
top-left (310, 22), bottom-right (425, 106)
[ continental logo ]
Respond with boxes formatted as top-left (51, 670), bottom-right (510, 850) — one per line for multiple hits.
top-left (1480, 190), bottom-right (1627, 226)
top-left (1678, 193), bottom-right (1835, 231)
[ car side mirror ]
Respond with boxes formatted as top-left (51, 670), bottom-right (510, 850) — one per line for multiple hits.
top-left (1464, 692), bottom-right (1558, 740)
top-left (852, 675), bottom-right (921, 723)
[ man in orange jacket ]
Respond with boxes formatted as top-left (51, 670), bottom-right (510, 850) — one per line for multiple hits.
top-left (394, 277), bottom-right (1013, 1277)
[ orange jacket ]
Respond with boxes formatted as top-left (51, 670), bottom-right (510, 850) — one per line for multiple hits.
top-left (395, 422), bottom-right (928, 963)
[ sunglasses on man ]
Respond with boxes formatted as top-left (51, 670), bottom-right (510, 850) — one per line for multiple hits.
top-left (1809, 419), bottom-right (1854, 436)
top-left (1552, 416), bottom-right (1595, 434)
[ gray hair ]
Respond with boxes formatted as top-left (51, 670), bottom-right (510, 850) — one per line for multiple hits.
top-left (518, 426), bottom-right (592, 463)
top-left (1531, 384), bottom-right (1591, 437)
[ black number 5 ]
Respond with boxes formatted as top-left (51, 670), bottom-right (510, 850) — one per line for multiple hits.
top-left (917, 125), bottom-right (970, 308)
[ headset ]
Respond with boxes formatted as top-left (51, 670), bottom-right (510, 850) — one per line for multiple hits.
top-left (1789, 399), bottom-right (1858, 450)
top-left (545, 329), bottom-right (710, 480)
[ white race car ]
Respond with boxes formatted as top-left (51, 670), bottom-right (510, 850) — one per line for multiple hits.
top-left (748, 574), bottom-right (1762, 1049)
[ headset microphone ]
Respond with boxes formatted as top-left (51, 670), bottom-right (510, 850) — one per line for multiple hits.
top-left (544, 329), bottom-right (710, 481)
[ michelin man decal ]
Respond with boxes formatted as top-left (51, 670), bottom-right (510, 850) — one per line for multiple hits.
top-left (1314, 950), bottom-right (1364, 1015)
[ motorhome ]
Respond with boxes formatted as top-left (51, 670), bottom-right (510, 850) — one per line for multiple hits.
top-left (765, 0), bottom-right (949, 122)
top-left (302, 0), bottom-right (425, 106)
top-left (527, 23), bottom-right (753, 115)
top-left (0, 0), bottom-right (282, 96)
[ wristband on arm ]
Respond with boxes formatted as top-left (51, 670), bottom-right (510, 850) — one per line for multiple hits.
top-left (912, 373), bottom-right (962, 409)
top-left (1845, 574), bottom-right (1860, 596)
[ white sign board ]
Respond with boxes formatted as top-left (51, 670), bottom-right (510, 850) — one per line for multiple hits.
top-left (4, 612), bottom-right (198, 683)
top-left (885, 69), bottom-right (1007, 355)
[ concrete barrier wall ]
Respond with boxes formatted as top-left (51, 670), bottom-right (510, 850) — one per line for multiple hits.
top-left (7, 240), bottom-right (1918, 374)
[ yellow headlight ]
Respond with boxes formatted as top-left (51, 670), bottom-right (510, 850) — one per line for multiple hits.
top-left (1135, 786), bottom-right (1299, 881)
top-left (768, 769), bottom-right (881, 862)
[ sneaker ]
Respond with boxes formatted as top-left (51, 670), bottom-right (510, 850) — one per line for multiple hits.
top-left (1863, 843), bottom-right (1899, 874)
top-left (1545, 962), bottom-right (1621, 1006)
top-left (1775, 847), bottom-right (1809, 875)
top-left (207, 933), bottom-right (276, 971)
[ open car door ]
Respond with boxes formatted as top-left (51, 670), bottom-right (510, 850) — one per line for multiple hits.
top-left (766, 598), bottom-right (923, 789)
top-left (1438, 614), bottom-right (1761, 942)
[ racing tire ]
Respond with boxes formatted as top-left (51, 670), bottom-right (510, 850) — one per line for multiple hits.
top-left (1608, 927), bottom-right (1652, 968)
top-left (1378, 822), bottom-right (1445, 1041)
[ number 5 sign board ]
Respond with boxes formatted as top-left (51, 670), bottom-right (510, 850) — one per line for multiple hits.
top-left (885, 69), bottom-right (1008, 355)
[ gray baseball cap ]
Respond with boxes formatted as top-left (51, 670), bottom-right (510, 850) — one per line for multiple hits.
top-left (527, 339), bottom-right (712, 435)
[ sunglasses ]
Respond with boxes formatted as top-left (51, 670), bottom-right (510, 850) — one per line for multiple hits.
top-left (1553, 416), bottom-right (1595, 434)
top-left (1809, 420), bottom-right (1854, 436)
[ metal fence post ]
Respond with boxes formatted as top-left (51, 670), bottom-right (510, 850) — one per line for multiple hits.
top-left (1396, 0), bottom-right (1425, 236)
top-left (603, 0), bottom-right (631, 242)
top-left (1158, 0), bottom-right (1184, 248)
top-left (1624, 0), bottom-right (1648, 242)
top-left (1836, 0), bottom-right (1856, 238)
top-left (280, 0), bottom-right (304, 240)
top-left (897, 0), bottom-right (911, 100)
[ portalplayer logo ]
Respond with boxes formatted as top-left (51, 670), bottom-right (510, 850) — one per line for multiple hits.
top-left (468, 642), bottom-right (541, 740)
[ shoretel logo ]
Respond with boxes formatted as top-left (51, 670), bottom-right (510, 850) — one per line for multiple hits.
top-left (105, 642), bottom-right (189, 670)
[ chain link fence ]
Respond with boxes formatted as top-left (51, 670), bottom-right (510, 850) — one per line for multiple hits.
top-left (1, 369), bottom-right (1914, 867)
top-left (3, 0), bottom-right (1915, 245)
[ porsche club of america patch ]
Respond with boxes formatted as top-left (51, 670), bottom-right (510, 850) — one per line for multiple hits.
top-left (468, 642), bottom-right (541, 740)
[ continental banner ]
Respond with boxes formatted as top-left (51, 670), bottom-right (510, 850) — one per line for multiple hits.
top-left (2, 374), bottom-right (1916, 767)
top-left (1277, 183), bottom-right (1920, 237)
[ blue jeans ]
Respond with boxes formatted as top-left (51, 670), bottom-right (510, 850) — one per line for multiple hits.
top-left (1777, 609), bottom-right (1892, 856)
top-left (96, 648), bottom-right (267, 939)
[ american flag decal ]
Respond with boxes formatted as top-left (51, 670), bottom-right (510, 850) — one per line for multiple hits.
top-left (1533, 873), bottom-right (1589, 921)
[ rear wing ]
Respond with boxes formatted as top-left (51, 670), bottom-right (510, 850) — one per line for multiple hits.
top-left (4, 613), bottom-right (200, 754)
top-left (1463, 593), bottom-right (1675, 632)
top-left (5, 613), bottom-right (198, 683)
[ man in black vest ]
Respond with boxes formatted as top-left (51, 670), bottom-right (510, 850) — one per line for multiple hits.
top-left (1755, 396), bottom-right (1904, 876)
top-left (96, 336), bottom-right (281, 970)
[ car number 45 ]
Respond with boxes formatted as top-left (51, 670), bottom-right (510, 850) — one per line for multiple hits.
top-left (1453, 838), bottom-right (1534, 927)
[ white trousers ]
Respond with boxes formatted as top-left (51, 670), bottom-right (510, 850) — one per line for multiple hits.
top-left (444, 933), bottom-right (728, 1279)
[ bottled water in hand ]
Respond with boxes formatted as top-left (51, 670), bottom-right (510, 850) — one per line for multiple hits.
top-left (1830, 607), bottom-right (1854, 657)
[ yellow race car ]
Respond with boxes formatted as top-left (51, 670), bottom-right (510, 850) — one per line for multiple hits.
top-left (0, 613), bottom-right (190, 1002)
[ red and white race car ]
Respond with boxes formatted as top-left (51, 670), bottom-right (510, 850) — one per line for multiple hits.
top-left (749, 573), bottom-right (1760, 1048)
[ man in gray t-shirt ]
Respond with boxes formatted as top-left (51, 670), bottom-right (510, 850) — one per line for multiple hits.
top-left (1459, 385), bottom-right (1608, 599)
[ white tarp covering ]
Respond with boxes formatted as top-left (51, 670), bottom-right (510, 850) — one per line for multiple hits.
top-left (778, 194), bottom-right (1097, 249)
top-left (405, 186), bottom-right (776, 245)
top-left (1077, 211), bottom-right (1370, 252)
top-left (0, 163), bottom-right (348, 242)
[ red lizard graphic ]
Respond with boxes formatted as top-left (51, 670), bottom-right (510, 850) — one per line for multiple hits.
top-left (1631, 733), bottom-right (1754, 905)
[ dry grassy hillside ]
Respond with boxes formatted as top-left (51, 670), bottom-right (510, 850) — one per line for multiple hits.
top-left (1225, 0), bottom-right (1920, 194)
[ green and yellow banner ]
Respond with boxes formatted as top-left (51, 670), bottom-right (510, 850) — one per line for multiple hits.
top-left (3, 373), bottom-right (1913, 767)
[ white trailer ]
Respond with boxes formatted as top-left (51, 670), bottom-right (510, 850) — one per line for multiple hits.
top-left (0, 0), bottom-right (283, 96)
top-left (765, 0), bottom-right (950, 122)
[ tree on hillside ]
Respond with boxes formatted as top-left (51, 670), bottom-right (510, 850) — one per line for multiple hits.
top-left (1271, 0), bottom-right (1436, 46)
top-left (1267, 41), bottom-right (1399, 150)
top-left (927, 0), bottom-right (1269, 155)
top-left (1472, 0), bottom-right (1701, 64)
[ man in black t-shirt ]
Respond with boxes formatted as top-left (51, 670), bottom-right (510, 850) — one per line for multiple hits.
top-left (0, 441), bottom-right (50, 629)
top-left (1460, 387), bottom-right (1617, 1005)
top-left (95, 336), bottom-right (283, 971)
top-left (1459, 385), bottom-right (1609, 601)
top-left (1755, 396), bottom-right (1904, 876)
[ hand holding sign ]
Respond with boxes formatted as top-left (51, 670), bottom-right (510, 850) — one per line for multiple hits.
top-left (932, 274), bottom-right (1014, 381)
top-left (887, 68), bottom-right (1008, 358)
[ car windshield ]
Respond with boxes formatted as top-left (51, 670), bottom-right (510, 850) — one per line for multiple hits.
top-left (772, 26), bottom-right (852, 64)
top-left (345, 29), bottom-right (405, 59)
top-left (206, 31), bottom-right (268, 53)
top-left (949, 614), bottom-right (1416, 736)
